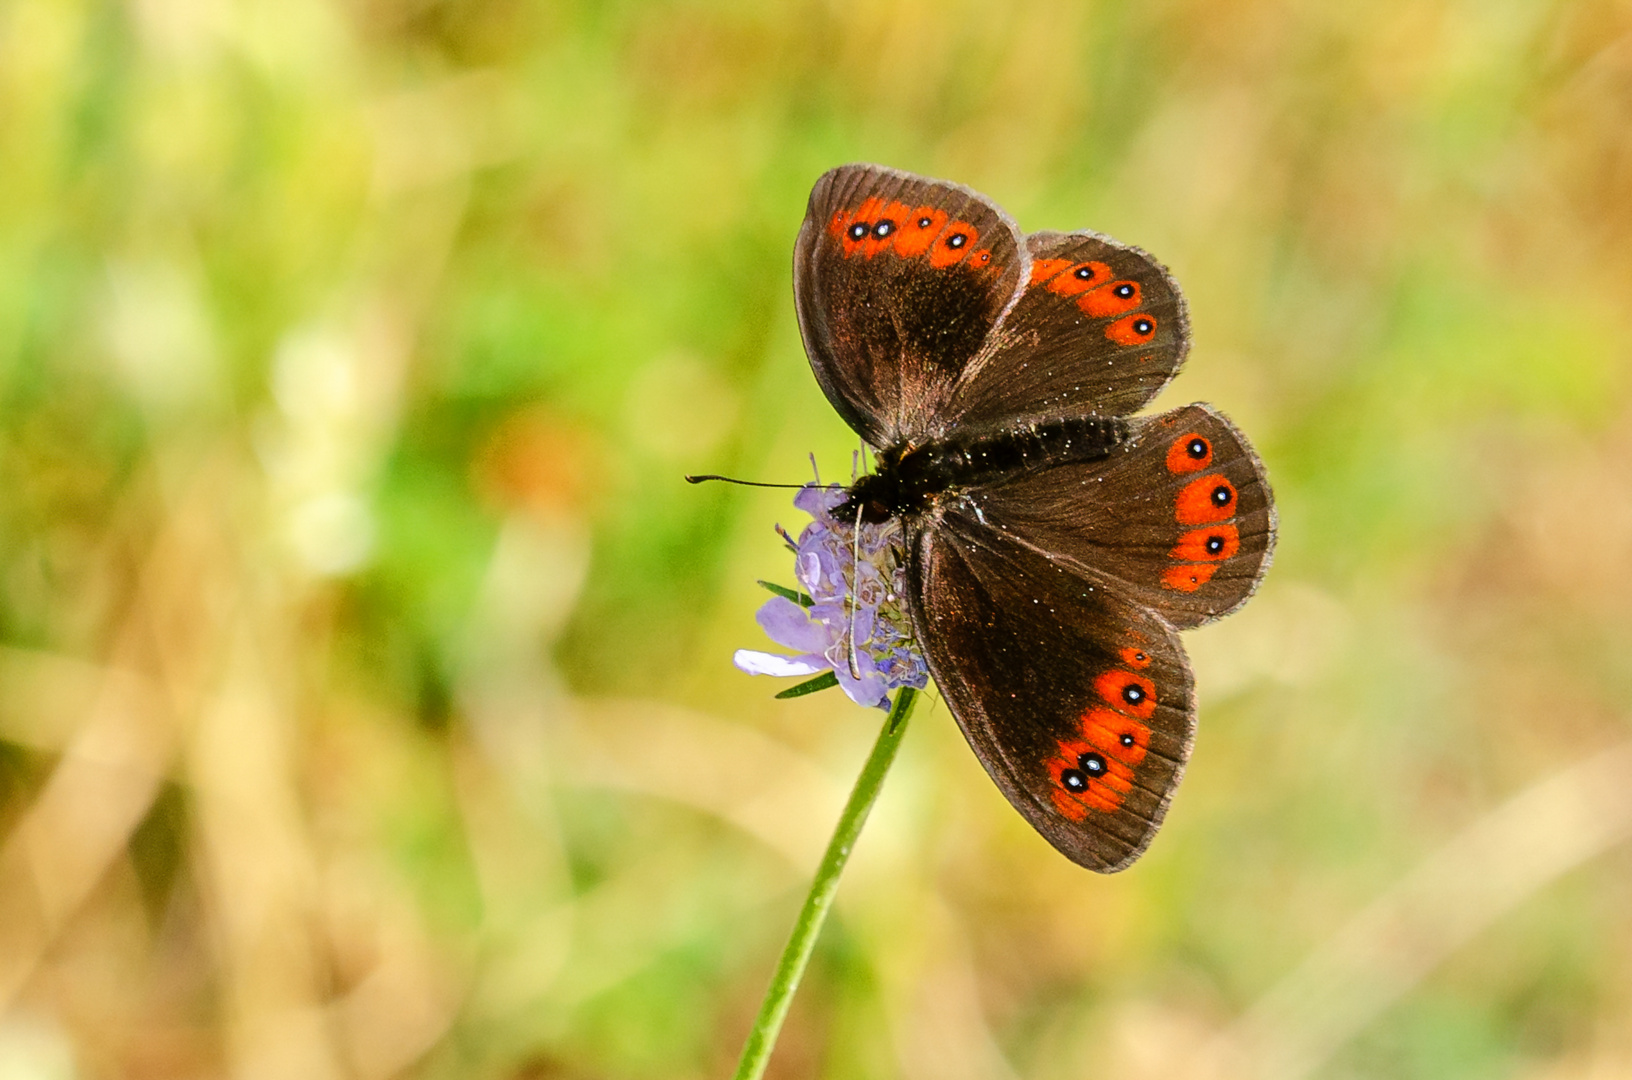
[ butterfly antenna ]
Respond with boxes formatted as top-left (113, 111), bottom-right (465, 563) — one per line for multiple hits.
top-left (684, 475), bottom-right (807, 488)
top-left (847, 499), bottom-right (864, 680)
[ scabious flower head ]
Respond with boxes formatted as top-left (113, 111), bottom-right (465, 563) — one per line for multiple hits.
top-left (734, 484), bottom-right (929, 709)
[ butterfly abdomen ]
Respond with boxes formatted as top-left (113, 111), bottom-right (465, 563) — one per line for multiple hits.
top-left (961, 415), bottom-right (1130, 479)
top-left (843, 415), bottom-right (1128, 523)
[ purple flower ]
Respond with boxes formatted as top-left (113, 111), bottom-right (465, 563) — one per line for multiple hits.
top-left (734, 484), bottom-right (929, 709)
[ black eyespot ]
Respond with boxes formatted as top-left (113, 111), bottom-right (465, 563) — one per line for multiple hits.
top-left (1212, 485), bottom-right (1233, 507)
top-left (1122, 683), bottom-right (1145, 705)
top-left (1134, 318), bottom-right (1154, 334)
top-left (873, 220), bottom-right (895, 238)
top-left (1119, 733), bottom-right (1136, 747)
top-left (1206, 535), bottom-right (1225, 554)
top-left (1114, 283), bottom-right (1134, 298)
top-left (1133, 651), bottom-right (1147, 662)
top-left (1062, 768), bottom-right (1087, 792)
top-left (1074, 265), bottom-right (1094, 279)
top-left (848, 222), bottom-right (869, 240)
top-left (948, 233), bottom-right (967, 249)
top-left (1078, 752), bottom-right (1107, 777)
top-left (1187, 438), bottom-right (1208, 458)
top-left (917, 216), bottom-right (933, 228)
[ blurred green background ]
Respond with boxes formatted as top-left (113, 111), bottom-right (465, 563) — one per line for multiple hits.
top-left (3, 1), bottom-right (1632, 1078)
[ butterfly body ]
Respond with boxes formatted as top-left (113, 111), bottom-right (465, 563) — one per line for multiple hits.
top-left (840, 414), bottom-right (1130, 524)
top-left (792, 164), bottom-right (1275, 871)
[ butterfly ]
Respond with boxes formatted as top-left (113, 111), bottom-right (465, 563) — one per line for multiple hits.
top-left (794, 164), bottom-right (1275, 872)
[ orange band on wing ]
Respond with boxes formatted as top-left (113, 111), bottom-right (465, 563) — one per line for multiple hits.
top-left (1051, 788), bottom-right (1092, 821)
top-left (1093, 670), bottom-right (1156, 719)
top-left (1080, 708), bottom-right (1151, 766)
top-left (892, 206), bottom-right (947, 258)
top-left (1175, 474), bottom-right (1237, 524)
top-left (836, 197), bottom-right (887, 255)
top-left (1162, 563), bottom-right (1219, 592)
top-left (1105, 313), bottom-right (1157, 345)
top-left (928, 222), bottom-right (978, 267)
top-left (860, 200), bottom-right (912, 257)
top-left (1046, 261), bottom-right (1112, 296)
top-left (1028, 258), bottom-right (1073, 286)
top-left (1166, 433), bottom-right (1212, 474)
top-left (1077, 280), bottom-right (1142, 318)
top-left (1048, 738), bottom-right (1135, 817)
top-left (1171, 523), bottom-right (1240, 562)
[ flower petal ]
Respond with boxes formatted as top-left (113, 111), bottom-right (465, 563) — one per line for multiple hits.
top-left (832, 649), bottom-right (890, 709)
top-left (794, 549), bottom-right (827, 596)
top-left (794, 483), bottom-right (846, 516)
top-left (733, 649), bottom-right (827, 677)
top-left (755, 596), bottom-right (832, 653)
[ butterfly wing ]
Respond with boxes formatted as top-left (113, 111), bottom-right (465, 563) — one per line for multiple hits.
top-left (908, 511), bottom-right (1196, 871)
top-left (793, 164), bottom-right (1028, 448)
top-left (968, 403), bottom-right (1275, 630)
top-left (948, 231), bottom-right (1190, 426)
top-left (789, 167), bottom-right (1272, 871)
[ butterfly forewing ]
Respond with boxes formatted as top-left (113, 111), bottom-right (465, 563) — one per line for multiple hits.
top-left (794, 164), bottom-right (1027, 447)
top-left (966, 404), bottom-right (1275, 629)
top-left (949, 231), bottom-right (1189, 426)
top-left (909, 517), bottom-right (1196, 871)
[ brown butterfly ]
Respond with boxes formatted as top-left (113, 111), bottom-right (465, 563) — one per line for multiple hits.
top-left (796, 164), bottom-right (1275, 871)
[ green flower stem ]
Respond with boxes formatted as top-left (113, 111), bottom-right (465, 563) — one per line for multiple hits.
top-left (732, 686), bottom-right (919, 1080)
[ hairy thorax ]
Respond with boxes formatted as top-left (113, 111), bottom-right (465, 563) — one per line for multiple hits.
top-left (840, 415), bottom-right (1129, 524)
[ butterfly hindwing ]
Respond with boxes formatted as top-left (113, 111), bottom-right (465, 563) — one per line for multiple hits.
top-left (949, 231), bottom-right (1190, 426)
top-left (794, 164), bottom-right (1028, 447)
top-left (966, 404), bottom-right (1275, 630)
top-left (909, 514), bottom-right (1197, 871)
